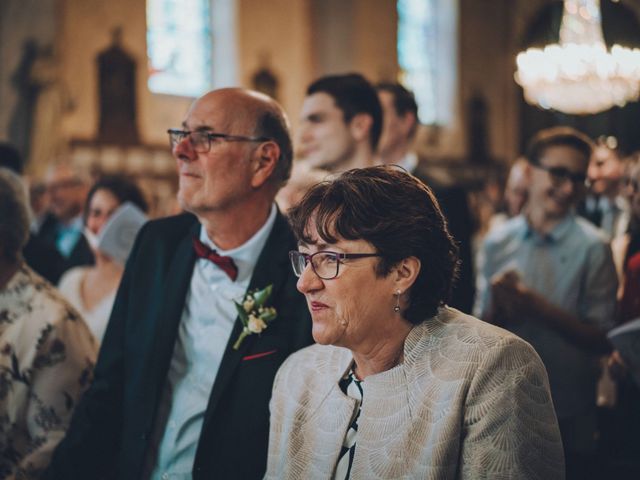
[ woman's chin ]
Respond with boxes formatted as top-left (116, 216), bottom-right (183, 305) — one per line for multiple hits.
top-left (311, 321), bottom-right (345, 347)
top-left (311, 328), bottom-right (331, 345)
top-left (311, 322), bottom-right (332, 345)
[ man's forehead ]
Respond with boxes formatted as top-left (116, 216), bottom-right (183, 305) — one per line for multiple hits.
top-left (46, 165), bottom-right (79, 183)
top-left (540, 145), bottom-right (588, 169)
top-left (183, 100), bottom-right (238, 132)
top-left (378, 90), bottom-right (395, 110)
top-left (301, 92), bottom-right (341, 117)
top-left (591, 147), bottom-right (619, 164)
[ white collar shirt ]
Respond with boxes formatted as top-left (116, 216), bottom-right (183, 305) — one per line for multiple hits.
top-left (147, 204), bottom-right (278, 479)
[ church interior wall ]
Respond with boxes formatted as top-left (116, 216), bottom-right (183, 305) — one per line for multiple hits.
top-left (237, 0), bottom-right (314, 135)
top-left (57, 0), bottom-right (193, 148)
top-left (0, 0), bottom-right (57, 147)
top-left (457, 0), bottom-right (515, 163)
top-left (2, 0), bottom-right (640, 181)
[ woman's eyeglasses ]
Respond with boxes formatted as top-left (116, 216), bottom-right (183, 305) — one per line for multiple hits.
top-left (289, 250), bottom-right (383, 280)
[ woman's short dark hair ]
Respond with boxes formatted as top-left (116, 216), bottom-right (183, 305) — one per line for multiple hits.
top-left (84, 174), bottom-right (149, 224)
top-left (288, 165), bottom-right (459, 324)
top-left (526, 126), bottom-right (593, 166)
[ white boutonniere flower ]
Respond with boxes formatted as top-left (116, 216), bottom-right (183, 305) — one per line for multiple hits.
top-left (232, 284), bottom-right (277, 350)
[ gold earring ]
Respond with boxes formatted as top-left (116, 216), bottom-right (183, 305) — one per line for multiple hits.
top-left (394, 290), bottom-right (401, 313)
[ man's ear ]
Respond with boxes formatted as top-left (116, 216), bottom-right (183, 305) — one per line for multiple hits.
top-left (523, 161), bottom-right (534, 184)
top-left (251, 141), bottom-right (280, 188)
top-left (394, 256), bottom-right (421, 292)
top-left (400, 112), bottom-right (417, 138)
top-left (349, 113), bottom-right (374, 143)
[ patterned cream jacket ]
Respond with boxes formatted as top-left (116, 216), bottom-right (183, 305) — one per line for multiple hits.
top-left (267, 307), bottom-right (564, 479)
top-left (0, 264), bottom-right (97, 479)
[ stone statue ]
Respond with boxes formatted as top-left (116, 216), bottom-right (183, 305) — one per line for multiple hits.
top-left (28, 45), bottom-right (74, 176)
top-left (97, 27), bottom-right (139, 145)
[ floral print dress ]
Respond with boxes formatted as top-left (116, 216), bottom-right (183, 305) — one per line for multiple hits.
top-left (0, 264), bottom-right (97, 478)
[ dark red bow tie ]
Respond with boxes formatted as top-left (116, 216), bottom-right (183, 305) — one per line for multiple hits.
top-left (192, 237), bottom-right (238, 281)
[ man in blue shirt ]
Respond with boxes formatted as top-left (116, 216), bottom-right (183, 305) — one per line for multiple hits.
top-left (37, 163), bottom-right (94, 273)
top-left (474, 127), bottom-right (617, 480)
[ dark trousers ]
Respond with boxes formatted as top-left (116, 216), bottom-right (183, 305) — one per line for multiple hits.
top-left (596, 379), bottom-right (640, 480)
top-left (559, 416), bottom-right (600, 480)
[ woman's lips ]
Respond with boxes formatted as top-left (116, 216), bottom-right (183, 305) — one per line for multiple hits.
top-left (310, 301), bottom-right (328, 312)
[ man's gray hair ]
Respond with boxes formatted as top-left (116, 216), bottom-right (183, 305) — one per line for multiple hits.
top-left (0, 168), bottom-right (31, 262)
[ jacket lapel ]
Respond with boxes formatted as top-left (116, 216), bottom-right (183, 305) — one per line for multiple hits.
top-left (146, 221), bottom-right (200, 404)
top-left (201, 210), bottom-right (292, 421)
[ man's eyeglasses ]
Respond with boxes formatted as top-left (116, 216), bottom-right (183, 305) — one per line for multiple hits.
top-left (289, 250), bottom-right (383, 280)
top-left (167, 129), bottom-right (271, 153)
top-left (535, 163), bottom-right (589, 188)
top-left (47, 178), bottom-right (83, 192)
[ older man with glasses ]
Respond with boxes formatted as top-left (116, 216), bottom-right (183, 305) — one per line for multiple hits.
top-left (474, 126), bottom-right (617, 480)
top-left (46, 88), bottom-right (312, 480)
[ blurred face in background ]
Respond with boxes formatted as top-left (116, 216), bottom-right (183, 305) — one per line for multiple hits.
top-left (528, 146), bottom-right (589, 221)
top-left (624, 161), bottom-right (640, 221)
top-left (376, 90), bottom-right (415, 161)
top-left (29, 181), bottom-right (49, 219)
top-left (588, 146), bottom-right (624, 197)
top-left (298, 92), bottom-right (357, 171)
top-left (85, 188), bottom-right (120, 237)
top-left (46, 165), bottom-right (87, 223)
top-left (504, 161), bottom-right (529, 217)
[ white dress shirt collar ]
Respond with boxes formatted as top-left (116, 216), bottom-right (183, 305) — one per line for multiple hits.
top-left (197, 204), bottom-right (278, 282)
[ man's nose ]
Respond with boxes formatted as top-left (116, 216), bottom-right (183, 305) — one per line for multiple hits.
top-left (298, 122), bottom-right (313, 143)
top-left (559, 177), bottom-right (579, 196)
top-left (173, 135), bottom-right (196, 162)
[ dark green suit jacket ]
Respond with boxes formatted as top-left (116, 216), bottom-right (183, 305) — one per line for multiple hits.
top-left (46, 211), bottom-right (313, 479)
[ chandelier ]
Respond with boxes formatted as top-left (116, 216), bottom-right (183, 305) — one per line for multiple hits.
top-left (515, 0), bottom-right (640, 115)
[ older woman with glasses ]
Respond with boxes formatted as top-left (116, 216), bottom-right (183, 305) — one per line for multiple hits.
top-left (266, 166), bottom-right (564, 479)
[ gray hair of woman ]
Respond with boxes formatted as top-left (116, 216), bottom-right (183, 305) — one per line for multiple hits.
top-left (0, 167), bottom-right (31, 263)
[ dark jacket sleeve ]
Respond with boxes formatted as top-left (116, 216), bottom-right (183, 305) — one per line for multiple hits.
top-left (44, 222), bottom-right (148, 479)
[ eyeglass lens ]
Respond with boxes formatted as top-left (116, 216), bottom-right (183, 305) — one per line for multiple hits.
top-left (169, 130), bottom-right (211, 153)
top-left (544, 166), bottom-right (587, 186)
top-left (290, 251), bottom-right (339, 280)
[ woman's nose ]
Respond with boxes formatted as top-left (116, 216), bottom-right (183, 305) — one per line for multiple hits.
top-left (88, 216), bottom-right (105, 235)
top-left (296, 262), bottom-right (323, 294)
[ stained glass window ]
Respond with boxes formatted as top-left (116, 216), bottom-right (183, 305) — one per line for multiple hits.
top-left (397, 0), bottom-right (457, 125)
top-left (146, 0), bottom-right (212, 96)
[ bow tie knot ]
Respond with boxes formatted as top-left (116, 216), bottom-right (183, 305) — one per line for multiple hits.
top-left (193, 237), bottom-right (238, 281)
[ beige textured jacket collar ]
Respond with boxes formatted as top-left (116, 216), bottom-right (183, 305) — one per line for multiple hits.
top-left (267, 307), bottom-right (565, 479)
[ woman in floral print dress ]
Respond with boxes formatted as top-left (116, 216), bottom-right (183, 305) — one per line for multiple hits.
top-left (0, 167), bottom-right (97, 478)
